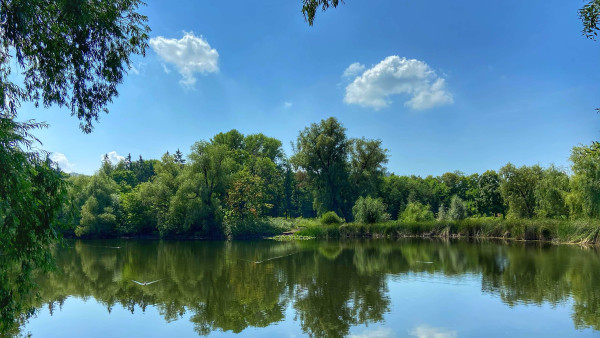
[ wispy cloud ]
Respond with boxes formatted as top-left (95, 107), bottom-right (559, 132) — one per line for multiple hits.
top-left (150, 32), bottom-right (219, 88)
top-left (129, 61), bottom-right (147, 75)
top-left (343, 62), bottom-right (366, 79)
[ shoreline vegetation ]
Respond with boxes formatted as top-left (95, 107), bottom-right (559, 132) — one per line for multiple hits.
top-left (292, 218), bottom-right (600, 245)
top-left (65, 217), bottom-right (600, 246)
top-left (56, 118), bottom-right (600, 243)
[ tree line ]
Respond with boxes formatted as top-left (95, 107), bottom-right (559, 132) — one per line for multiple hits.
top-left (59, 117), bottom-right (600, 238)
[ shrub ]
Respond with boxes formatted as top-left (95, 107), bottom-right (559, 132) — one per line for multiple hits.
top-left (321, 211), bottom-right (343, 225)
top-left (352, 196), bottom-right (391, 224)
top-left (400, 202), bottom-right (434, 222)
top-left (437, 205), bottom-right (448, 221)
top-left (224, 216), bottom-right (289, 239)
top-left (297, 224), bottom-right (340, 238)
top-left (449, 195), bottom-right (467, 220)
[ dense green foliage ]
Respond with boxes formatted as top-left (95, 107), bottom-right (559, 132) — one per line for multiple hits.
top-left (499, 164), bottom-right (543, 218)
top-left (55, 118), bottom-right (600, 240)
top-left (321, 211), bottom-right (343, 225)
top-left (0, 0), bottom-right (150, 132)
top-left (301, 0), bottom-right (343, 26)
top-left (0, 1), bottom-right (149, 334)
top-left (0, 0), bottom-right (150, 252)
top-left (400, 202), bottom-right (435, 222)
top-left (0, 1), bottom-right (597, 333)
top-left (580, 0), bottom-right (600, 41)
top-left (352, 196), bottom-right (390, 224)
top-left (0, 120), bottom-right (68, 335)
top-left (568, 144), bottom-right (600, 218)
top-left (448, 195), bottom-right (467, 221)
top-left (291, 117), bottom-right (353, 218)
top-left (296, 218), bottom-right (600, 244)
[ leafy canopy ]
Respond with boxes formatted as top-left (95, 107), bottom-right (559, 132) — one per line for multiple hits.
top-left (0, 1), bottom-right (149, 333)
top-left (301, 0), bottom-right (343, 26)
top-left (0, 0), bottom-right (150, 131)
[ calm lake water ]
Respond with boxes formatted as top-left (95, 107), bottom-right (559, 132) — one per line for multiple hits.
top-left (18, 239), bottom-right (600, 337)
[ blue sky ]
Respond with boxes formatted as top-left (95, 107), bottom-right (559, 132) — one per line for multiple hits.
top-left (20, 0), bottom-right (600, 176)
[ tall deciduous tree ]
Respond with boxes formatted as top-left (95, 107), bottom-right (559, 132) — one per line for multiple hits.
top-left (440, 171), bottom-right (468, 202)
top-left (567, 144), bottom-right (600, 218)
top-left (291, 117), bottom-right (351, 218)
top-left (186, 141), bottom-right (236, 235)
top-left (75, 171), bottom-right (120, 236)
top-left (476, 170), bottom-right (504, 216)
top-left (150, 152), bottom-right (183, 235)
top-left (499, 163), bottom-right (543, 219)
top-left (379, 175), bottom-right (410, 220)
top-left (349, 137), bottom-right (388, 199)
top-left (223, 169), bottom-right (272, 237)
top-left (535, 166), bottom-right (569, 218)
top-left (244, 133), bottom-right (285, 164)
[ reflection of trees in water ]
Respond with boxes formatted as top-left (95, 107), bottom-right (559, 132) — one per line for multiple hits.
top-left (292, 248), bottom-right (390, 337)
top-left (8, 239), bottom-right (600, 336)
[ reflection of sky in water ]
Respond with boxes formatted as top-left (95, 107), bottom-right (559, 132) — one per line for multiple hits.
top-left (382, 274), bottom-right (592, 338)
top-left (409, 326), bottom-right (456, 338)
top-left (24, 297), bottom-right (306, 337)
top-left (350, 327), bottom-right (396, 338)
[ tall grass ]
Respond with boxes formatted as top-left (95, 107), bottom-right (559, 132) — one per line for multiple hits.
top-left (295, 217), bottom-right (600, 244)
top-left (296, 224), bottom-right (341, 238)
top-left (232, 216), bottom-right (600, 244)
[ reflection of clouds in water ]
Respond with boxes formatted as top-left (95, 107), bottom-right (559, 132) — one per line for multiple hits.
top-left (410, 325), bottom-right (457, 338)
top-left (350, 328), bottom-right (395, 338)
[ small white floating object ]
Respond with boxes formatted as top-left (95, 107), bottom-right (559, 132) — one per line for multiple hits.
top-left (132, 279), bottom-right (162, 286)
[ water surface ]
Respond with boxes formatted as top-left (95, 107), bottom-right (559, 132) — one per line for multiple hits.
top-left (20, 239), bottom-right (600, 337)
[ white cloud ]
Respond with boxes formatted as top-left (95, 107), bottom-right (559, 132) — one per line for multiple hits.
top-left (102, 151), bottom-right (125, 165)
top-left (149, 32), bottom-right (219, 87)
top-left (343, 56), bottom-right (453, 110)
top-left (51, 152), bottom-right (75, 173)
top-left (409, 325), bottom-right (457, 338)
top-left (343, 62), bottom-right (366, 79)
top-left (284, 101), bottom-right (293, 109)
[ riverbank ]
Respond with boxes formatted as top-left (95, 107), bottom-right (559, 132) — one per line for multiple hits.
top-left (291, 218), bottom-right (600, 245)
top-left (63, 217), bottom-right (600, 245)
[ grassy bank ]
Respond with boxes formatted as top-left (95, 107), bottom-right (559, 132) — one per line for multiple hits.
top-left (291, 217), bottom-right (600, 244)
top-left (63, 217), bottom-right (600, 244)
